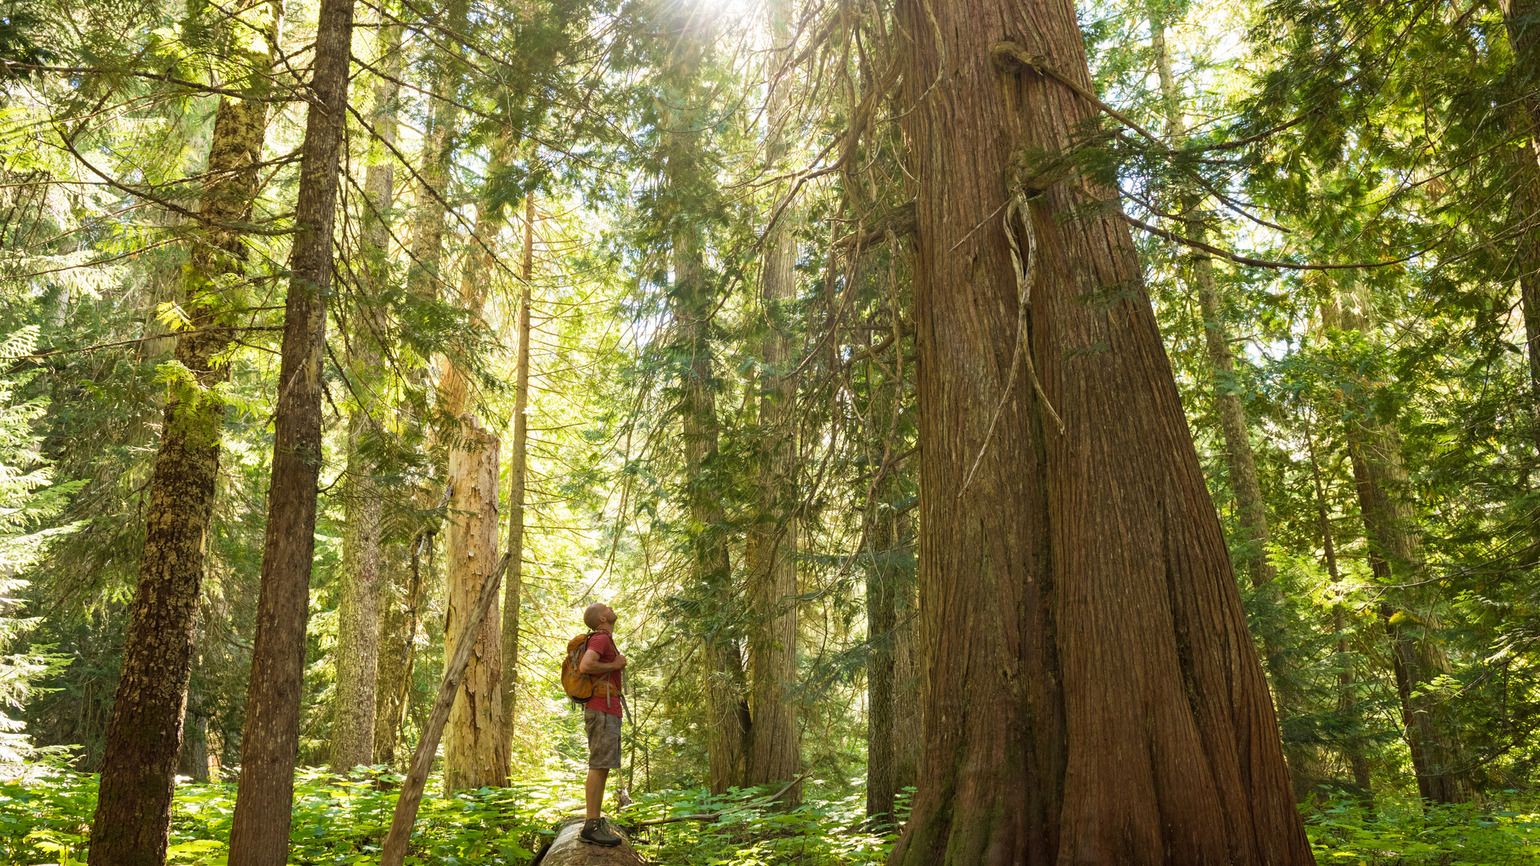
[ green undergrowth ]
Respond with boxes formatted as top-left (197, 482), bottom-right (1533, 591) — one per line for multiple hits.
top-left (0, 767), bottom-right (901, 864)
top-left (1, 769), bottom-right (1537, 864)
top-left (1305, 793), bottom-right (1540, 865)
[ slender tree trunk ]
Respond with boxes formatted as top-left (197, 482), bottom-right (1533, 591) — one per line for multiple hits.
top-left (1304, 419), bottom-right (1373, 799)
top-left (1150, 16), bottom-right (1296, 738)
top-left (405, 0), bottom-right (468, 308)
top-left (744, 0), bottom-right (801, 797)
top-left (375, 536), bottom-right (425, 763)
top-left (890, 515), bottom-right (920, 793)
top-left (500, 192), bottom-right (535, 758)
top-left (887, 0), bottom-right (1312, 861)
top-left (659, 14), bottom-right (749, 794)
top-left (1500, 0), bottom-right (1540, 456)
top-left (226, 0), bottom-right (354, 860)
top-left (1321, 296), bottom-right (1472, 805)
top-left (442, 424), bottom-right (508, 790)
top-left (88, 5), bottom-right (281, 863)
top-left (330, 17), bottom-right (401, 774)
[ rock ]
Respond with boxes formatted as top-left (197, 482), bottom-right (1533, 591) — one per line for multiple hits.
top-left (532, 818), bottom-right (644, 866)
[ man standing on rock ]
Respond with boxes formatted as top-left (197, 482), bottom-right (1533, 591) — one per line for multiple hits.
top-left (578, 602), bottom-right (626, 847)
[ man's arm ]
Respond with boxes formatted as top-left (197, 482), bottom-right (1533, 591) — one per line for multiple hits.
top-left (579, 649), bottom-right (627, 675)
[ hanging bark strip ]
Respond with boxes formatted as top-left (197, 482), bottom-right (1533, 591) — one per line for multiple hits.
top-left (88, 4), bottom-right (283, 864)
top-left (380, 552), bottom-right (510, 866)
top-left (226, 0), bottom-right (355, 861)
top-left (887, 0), bottom-right (1312, 860)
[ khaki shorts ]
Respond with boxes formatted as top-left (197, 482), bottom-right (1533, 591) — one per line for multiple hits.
top-left (584, 707), bottom-right (622, 769)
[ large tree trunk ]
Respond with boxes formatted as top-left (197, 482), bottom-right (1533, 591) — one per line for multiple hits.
top-left (744, 0), bottom-right (801, 797)
top-left (500, 192), bottom-right (535, 758)
top-left (1321, 296), bottom-right (1473, 805)
top-left (442, 423), bottom-right (508, 790)
top-left (405, 0), bottom-right (467, 308)
top-left (1501, 0), bottom-right (1540, 455)
top-left (886, 0), bottom-right (1313, 862)
top-left (532, 820), bottom-right (644, 866)
top-left (88, 5), bottom-right (282, 863)
top-left (659, 14), bottom-right (749, 794)
top-left (437, 149), bottom-right (509, 791)
top-left (330, 16), bottom-right (401, 774)
top-left (226, 0), bottom-right (354, 860)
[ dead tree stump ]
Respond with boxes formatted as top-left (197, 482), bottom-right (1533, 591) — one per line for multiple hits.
top-left (531, 818), bottom-right (644, 866)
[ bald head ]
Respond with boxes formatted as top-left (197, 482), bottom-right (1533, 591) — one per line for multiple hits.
top-left (584, 602), bottom-right (615, 632)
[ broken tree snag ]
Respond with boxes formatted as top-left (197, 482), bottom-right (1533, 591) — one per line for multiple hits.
top-left (532, 820), bottom-right (644, 866)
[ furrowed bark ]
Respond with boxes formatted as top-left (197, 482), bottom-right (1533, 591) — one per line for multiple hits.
top-left (88, 4), bottom-right (282, 863)
top-left (226, 0), bottom-right (354, 860)
top-left (374, 536), bottom-right (425, 764)
top-left (744, 0), bottom-right (801, 798)
top-left (887, 0), bottom-right (1312, 861)
top-left (330, 15), bottom-right (402, 774)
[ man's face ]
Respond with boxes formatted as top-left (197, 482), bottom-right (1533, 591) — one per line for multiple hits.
top-left (603, 607), bottom-right (618, 628)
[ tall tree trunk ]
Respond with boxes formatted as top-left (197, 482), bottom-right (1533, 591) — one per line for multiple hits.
top-left (1304, 418), bottom-right (1373, 799)
top-left (330, 16), bottom-right (401, 774)
top-left (438, 153), bottom-right (508, 791)
top-left (659, 14), bottom-right (749, 794)
top-left (887, 0), bottom-right (1312, 861)
top-left (1500, 0), bottom-right (1540, 455)
top-left (375, 536), bottom-right (426, 763)
top-left (1150, 14), bottom-right (1295, 728)
top-left (500, 192), bottom-right (535, 758)
top-left (88, 5), bottom-right (282, 863)
top-left (405, 0), bottom-right (468, 309)
top-left (226, 0), bottom-right (354, 860)
top-left (744, 0), bottom-right (801, 797)
top-left (442, 423), bottom-right (508, 790)
top-left (1321, 295), bottom-right (1473, 805)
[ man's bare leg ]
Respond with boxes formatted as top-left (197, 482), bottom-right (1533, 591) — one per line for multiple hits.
top-left (585, 768), bottom-right (609, 820)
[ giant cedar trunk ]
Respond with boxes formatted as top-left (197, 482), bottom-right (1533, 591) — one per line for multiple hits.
top-left (330, 17), bottom-right (401, 774)
top-left (1321, 296), bottom-right (1472, 805)
top-left (1501, 0), bottom-right (1540, 452)
top-left (226, 0), bottom-right (353, 860)
top-left (442, 423), bottom-right (508, 790)
top-left (88, 5), bottom-right (281, 863)
top-left (744, 0), bottom-right (801, 795)
top-left (1150, 14), bottom-right (1301, 777)
top-left (887, 0), bottom-right (1312, 862)
top-left (660, 15), bottom-right (749, 793)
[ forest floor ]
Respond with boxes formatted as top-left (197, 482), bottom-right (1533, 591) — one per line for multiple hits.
top-left (0, 765), bottom-right (1537, 864)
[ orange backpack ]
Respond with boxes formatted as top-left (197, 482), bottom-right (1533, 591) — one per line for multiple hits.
top-left (561, 633), bottom-right (600, 703)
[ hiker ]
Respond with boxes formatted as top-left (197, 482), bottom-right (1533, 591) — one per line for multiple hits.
top-left (577, 602), bottom-right (627, 847)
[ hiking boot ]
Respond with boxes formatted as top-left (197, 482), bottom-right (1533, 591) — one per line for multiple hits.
top-left (580, 818), bottom-right (622, 847)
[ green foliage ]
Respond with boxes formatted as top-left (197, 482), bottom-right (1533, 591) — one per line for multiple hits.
top-left (1306, 795), bottom-right (1540, 864)
top-left (0, 769), bottom-right (903, 865)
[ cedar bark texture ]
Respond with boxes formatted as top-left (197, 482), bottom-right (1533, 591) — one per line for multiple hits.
top-left (226, 0), bottom-right (353, 860)
top-left (330, 18), bottom-right (401, 774)
top-left (887, 0), bottom-right (1313, 861)
top-left (374, 539), bottom-right (423, 763)
top-left (442, 424), bottom-right (509, 790)
top-left (744, 0), bottom-right (801, 795)
top-left (88, 4), bottom-right (281, 863)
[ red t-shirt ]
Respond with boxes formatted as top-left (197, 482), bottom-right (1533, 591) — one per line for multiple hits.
top-left (585, 631), bottom-right (624, 717)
